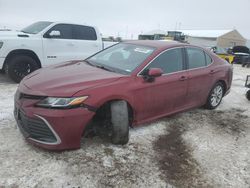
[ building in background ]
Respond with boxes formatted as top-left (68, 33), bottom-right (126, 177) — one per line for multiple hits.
top-left (139, 29), bottom-right (247, 48)
top-left (178, 29), bottom-right (246, 48)
top-left (246, 40), bottom-right (250, 48)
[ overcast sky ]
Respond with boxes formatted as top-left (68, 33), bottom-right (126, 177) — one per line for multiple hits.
top-left (0, 0), bottom-right (250, 39)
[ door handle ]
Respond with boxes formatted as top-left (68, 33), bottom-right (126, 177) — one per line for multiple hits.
top-left (179, 76), bottom-right (187, 81)
top-left (209, 70), bottom-right (215, 75)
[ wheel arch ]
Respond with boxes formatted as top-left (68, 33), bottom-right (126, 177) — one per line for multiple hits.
top-left (3, 49), bottom-right (42, 70)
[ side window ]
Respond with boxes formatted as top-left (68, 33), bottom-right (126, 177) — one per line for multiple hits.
top-left (186, 48), bottom-right (206, 69)
top-left (144, 48), bottom-right (184, 74)
top-left (45, 24), bottom-right (72, 39)
top-left (72, 25), bottom-right (97, 40)
top-left (205, 53), bottom-right (213, 65)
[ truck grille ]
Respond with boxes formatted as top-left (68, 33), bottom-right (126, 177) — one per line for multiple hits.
top-left (18, 110), bottom-right (57, 143)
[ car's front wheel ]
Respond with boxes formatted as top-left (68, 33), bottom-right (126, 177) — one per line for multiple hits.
top-left (246, 90), bottom-right (250, 101)
top-left (205, 82), bottom-right (224, 109)
top-left (5, 55), bottom-right (39, 83)
top-left (111, 100), bottom-right (129, 145)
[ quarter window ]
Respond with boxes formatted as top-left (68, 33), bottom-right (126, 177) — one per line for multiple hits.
top-left (186, 48), bottom-right (206, 69)
top-left (144, 48), bottom-right (184, 74)
top-left (72, 25), bottom-right (97, 40)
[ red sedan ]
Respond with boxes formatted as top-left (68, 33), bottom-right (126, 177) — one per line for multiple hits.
top-left (14, 41), bottom-right (233, 150)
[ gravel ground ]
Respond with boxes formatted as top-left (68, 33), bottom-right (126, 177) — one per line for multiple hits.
top-left (0, 65), bottom-right (249, 188)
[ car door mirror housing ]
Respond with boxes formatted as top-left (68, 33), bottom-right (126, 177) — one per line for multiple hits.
top-left (48, 30), bottom-right (61, 38)
top-left (143, 68), bottom-right (163, 82)
top-left (148, 68), bottom-right (163, 77)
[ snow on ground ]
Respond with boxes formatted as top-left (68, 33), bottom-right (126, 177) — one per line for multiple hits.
top-left (0, 65), bottom-right (249, 188)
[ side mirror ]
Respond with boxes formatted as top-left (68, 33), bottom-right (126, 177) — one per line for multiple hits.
top-left (148, 68), bottom-right (163, 77)
top-left (143, 68), bottom-right (163, 82)
top-left (48, 30), bottom-right (61, 38)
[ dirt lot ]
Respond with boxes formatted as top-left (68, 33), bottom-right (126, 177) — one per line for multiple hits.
top-left (0, 65), bottom-right (249, 188)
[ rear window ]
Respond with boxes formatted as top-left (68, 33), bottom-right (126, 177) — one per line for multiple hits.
top-left (72, 25), bottom-right (97, 41)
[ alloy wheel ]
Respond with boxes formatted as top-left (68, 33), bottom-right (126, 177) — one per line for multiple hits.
top-left (210, 85), bottom-right (223, 107)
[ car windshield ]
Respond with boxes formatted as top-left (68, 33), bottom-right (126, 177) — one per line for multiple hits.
top-left (87, 43), bottom-right (155, 75)
top-left (21, 21), bottom-right (53, 34)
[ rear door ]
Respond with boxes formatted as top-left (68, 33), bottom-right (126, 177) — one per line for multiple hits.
top-left (185, 47), bottom-right (214, 107)
top-left (72, 25), bottom-right (102, 59)
top-left (134, 48), bottom-right (188, 122)
top-left (42, 24), bottom-right (76, 65)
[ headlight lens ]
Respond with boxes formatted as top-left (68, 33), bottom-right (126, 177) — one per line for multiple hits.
top-left (0, 42), bottom-right (3, 49)
top-left (36, 96), bottom-right (88, 108)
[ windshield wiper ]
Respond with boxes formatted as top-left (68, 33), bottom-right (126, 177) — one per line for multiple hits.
top-left (95, 65), bottom-right (115, 72)
top-left (84, 60), bottom-right (94, 66)
top-left (85, 60), bottom-right (115, 72)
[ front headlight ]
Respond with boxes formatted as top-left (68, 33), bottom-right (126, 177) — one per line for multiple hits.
top-left (0, 42), bottom-right (3, 49)
top-left (36, 96), bottom-right (88, 109)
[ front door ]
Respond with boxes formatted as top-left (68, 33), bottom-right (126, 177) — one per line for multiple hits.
top-left (133, 48), bottom-right (188, 124)
top-left (42, 24), bottom-right (76, 66)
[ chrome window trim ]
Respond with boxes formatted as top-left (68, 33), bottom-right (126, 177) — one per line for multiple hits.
top-left (137, 46), bottom-right (214, 77)
top-left (28, 115), bottom-right (62, 145)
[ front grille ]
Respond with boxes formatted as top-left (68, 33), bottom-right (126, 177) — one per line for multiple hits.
top-left (18, 111), bottom-right (57, 143)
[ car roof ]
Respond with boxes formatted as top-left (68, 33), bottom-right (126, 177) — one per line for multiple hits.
top-left (123, 40), bottom-right (189, 50)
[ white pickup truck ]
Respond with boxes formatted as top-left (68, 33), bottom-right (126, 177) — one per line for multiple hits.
top-left (0, 21), bottom-right (116, 82)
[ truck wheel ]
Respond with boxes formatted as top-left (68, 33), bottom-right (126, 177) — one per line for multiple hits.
top-left (246, 90), bottom-right (250, 101)
top-left (111, 101), bottom-right (129, 145)
top-left (6, 55), bottom-right (39, 83)
top-left (205, 82), bottom-right (224, 110)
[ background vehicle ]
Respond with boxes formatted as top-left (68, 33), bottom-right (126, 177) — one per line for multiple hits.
top-left (210, 46), bottom-right (234, 63)
top-left (138, 31), bottom-right (186, 42)
top-left (246, 75), bottom-right (250, 100)
top-left (0, 21), bottom-right (117, 82)
top-left (14, 41), bottom-right (233, 150)
top-left (231, 46), bottom-right (250, 64)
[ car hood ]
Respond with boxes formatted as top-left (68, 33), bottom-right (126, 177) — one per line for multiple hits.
top-left (0, 30), bottom-right (30, 38)
top-left (21, 61), bottom-right (125, 97)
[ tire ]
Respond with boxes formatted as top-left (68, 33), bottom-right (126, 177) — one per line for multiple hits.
top-left (246, 90), bottom-right (250, 101)
top-left (6, 55), bottom-right (39, 83)
top-left (205, 82), bottom-right (224, 110)
top-left (110, 101), bottom-right (129, 145)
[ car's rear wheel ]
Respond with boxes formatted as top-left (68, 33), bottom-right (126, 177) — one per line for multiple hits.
top-left (6, 55), bottom-right (39, 83)
top-left (111, 100), bottom-right (129, 145)
top-left (205, 82), bottom-right (224, 109)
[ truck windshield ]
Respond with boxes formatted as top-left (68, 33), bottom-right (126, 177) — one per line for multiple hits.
top-left (87, 43), bottom-right (155, 75)
top-left (21, 21), bottom-right (53, 34)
